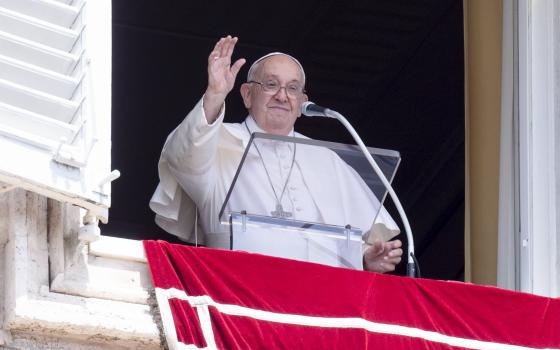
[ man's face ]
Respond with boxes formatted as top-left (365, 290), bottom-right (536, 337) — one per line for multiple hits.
top-left (240, 55), bottom-right (308, 136)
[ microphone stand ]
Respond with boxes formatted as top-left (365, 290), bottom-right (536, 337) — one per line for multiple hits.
top-left (324, 108), bottom-right (417, 277)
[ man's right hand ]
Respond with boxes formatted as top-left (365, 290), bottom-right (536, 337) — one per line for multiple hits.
top-left (203, 35), bottom-right (246, 123)
top-left (363, 239), bottom-right (403, 273)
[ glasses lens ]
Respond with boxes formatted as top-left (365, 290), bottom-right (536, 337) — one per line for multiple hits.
top-left (263, 81), bottom-right (279, 93)
top-left (286, 84), bottom-right (301, 96)
top-left (257, 80), bottom-right (303, 97)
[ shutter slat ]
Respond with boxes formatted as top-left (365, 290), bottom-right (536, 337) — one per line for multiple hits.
top-left (0, 101), bottom-right (78, 146)
top-left (0, 30), bottom-right (80, 75)
top-left (0, 6), bottom-right (79, 52)
top-left (0, 78), bottom-right (80, 123)
top-left (0, 54), bottom-right (80, 99)
top-left (52, 0), bottom-right (74, 5)
top-left (0, 0), bottom-right (80, 28)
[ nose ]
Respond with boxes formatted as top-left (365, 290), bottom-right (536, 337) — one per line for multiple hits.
top-left (273, 86), bottom-right (289, 101)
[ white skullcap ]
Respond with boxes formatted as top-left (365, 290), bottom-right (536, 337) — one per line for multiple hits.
top-left (246, 52), bottom-right (306, 83)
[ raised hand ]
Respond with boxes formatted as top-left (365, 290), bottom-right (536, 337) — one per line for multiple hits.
top-left (203, 36), bottom-right (246, 122)
top-left (363, 239), bottom-right (403, 273)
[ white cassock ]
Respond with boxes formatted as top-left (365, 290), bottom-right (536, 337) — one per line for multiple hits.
top-left (150, 97), bottom-right (400, 269)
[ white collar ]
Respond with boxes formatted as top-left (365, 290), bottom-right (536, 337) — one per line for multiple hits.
top-left (244, 115), bottom-right (295, 136)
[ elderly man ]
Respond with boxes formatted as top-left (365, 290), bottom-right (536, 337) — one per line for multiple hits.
top-left (150, 36), bottom-right (403, 273)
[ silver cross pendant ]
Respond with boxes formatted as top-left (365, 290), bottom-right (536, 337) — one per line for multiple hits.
top-left (271, 203), bottom-right (292, 218)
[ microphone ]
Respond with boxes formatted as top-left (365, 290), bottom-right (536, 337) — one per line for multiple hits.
top-left (300, 101), bottom-right (418, 277)
top-left (301, 102), bottom-right (335, 118)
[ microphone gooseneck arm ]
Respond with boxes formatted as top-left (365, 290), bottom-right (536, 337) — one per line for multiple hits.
top-left (301, 102), bottom-right (417, 277)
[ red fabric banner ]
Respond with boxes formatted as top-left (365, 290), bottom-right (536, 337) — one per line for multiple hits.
top-left (143, 240), bottom-right (560, 350)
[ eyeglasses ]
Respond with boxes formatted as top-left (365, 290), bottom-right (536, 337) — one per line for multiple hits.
top-left (247, 80), bottom-right (305, 98)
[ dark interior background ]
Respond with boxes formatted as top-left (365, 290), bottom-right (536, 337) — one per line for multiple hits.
top-left (106, 0), bottom-right (465, 280)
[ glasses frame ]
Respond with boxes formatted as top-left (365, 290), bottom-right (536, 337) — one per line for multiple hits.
top-left (247, 80), bottom-right (306, 98)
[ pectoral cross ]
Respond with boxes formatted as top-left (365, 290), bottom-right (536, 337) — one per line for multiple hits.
top-left (271, 203), bottom-right (292, 218)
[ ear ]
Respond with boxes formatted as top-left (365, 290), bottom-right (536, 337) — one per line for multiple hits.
top-left (240, 83), bottom-right (252, 109)
top-left (297, 93), bottom-right (309, 118)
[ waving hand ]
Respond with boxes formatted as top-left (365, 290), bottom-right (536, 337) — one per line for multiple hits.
top-left (203, 36), bottom-right (246, 122)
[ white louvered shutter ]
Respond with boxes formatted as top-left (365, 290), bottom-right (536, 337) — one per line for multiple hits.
top-left (0, 0), bottom-right (113, 221)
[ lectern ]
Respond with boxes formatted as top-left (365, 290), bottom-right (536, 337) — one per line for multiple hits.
top-left (219, 132), bottom-right (400, 269)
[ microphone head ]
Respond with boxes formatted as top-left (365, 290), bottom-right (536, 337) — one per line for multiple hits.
top-left (300, 101), bottom-right (314, 115)
top-left (301, 101), bottom-right (328, 117)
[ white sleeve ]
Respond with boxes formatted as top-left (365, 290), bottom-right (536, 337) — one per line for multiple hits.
top-left (149, 96), bottom-right (225, 242)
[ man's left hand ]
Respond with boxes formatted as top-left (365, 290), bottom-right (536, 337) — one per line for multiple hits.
top-left (363, 239), bottom-right (403, 273)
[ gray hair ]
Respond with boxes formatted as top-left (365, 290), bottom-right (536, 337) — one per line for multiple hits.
top-left (246, 52), bottom-right (306, 84)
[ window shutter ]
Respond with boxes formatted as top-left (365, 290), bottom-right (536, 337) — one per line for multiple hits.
top-left (0, 0), bottom-right (114, 221)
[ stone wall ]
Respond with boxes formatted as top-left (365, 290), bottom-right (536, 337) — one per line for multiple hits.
top-left (0, 189), bottom-right (161, 349)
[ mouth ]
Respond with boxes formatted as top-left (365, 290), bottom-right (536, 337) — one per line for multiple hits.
top-left (268, 105), bottom-right (290, 112)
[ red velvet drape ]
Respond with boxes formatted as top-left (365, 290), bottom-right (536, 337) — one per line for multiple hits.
top-left (144, 240), bottom-right (560, 349)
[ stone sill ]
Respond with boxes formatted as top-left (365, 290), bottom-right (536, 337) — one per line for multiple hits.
top-left (51, 236), bottom-right (152, 304)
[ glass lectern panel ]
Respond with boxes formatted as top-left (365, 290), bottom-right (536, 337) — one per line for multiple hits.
top-left (219, 132), bottom-right (400, 269)
top-left (230, 212), bottom-right (364, 269)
